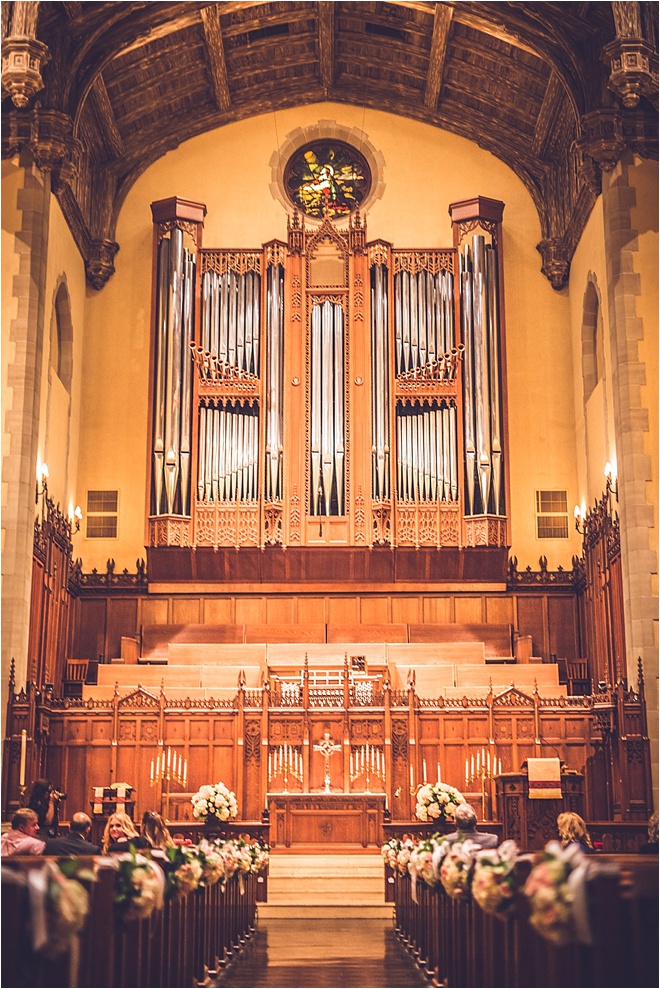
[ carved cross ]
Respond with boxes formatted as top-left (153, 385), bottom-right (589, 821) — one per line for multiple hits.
top-left (313, 731), bottom-right (342, 793)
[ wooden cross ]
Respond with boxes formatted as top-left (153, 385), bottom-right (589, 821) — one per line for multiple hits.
top-left (313, 731), bottom-right (342, 793)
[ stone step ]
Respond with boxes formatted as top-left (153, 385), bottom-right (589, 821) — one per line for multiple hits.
top-left (258, 903), bottom-right (394, 919)
top-left (266, 853), bottom-right (387, 910)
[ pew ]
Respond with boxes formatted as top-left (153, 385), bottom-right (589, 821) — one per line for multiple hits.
top-left (1, 856), bottom-right (259, 989)
top-left (391, 854), bottom-right (658, 988)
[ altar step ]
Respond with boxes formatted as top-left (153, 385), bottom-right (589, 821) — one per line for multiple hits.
top-left (259, 853), bottom-right (392, 919)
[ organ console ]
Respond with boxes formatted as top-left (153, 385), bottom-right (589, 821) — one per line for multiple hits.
top-left (147, 193), bottom-right (508, 551)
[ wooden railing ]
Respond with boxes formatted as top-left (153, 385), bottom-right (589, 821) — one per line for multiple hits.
top-left (392, 854), bottom-right (658, 988)
top-left (1, 856), bottom-right (259, 988)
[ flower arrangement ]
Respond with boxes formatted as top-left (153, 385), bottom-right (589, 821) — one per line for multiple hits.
top-left (415, 781), bottom-right (464, 823)
top-left (164, 843), bottom-right (203, 897)
top-left (409, 837), bottom-right (445, 889)
top-left (439, 839), bottom-right (479, 900)
top-left (197, 838), bottom-right (227, 886)
top-left (114, 849), bottom-right (165, 923)
top-left (191, 781), bottom-right (238, 822)
top-left (381, 838), bottom-right (402, 871)
top-left (523, 840), bottom-right (586, 946)
top-left (37, 861), bottom-right (91, 958)
top-left (471, 840), bottom-right (519, 918)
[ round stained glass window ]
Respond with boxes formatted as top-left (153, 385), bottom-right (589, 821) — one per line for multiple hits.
top-left (284, 140), bottom-right (372, 220)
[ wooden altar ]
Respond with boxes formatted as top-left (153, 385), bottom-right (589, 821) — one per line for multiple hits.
top-left (267, 793), bottom-right (387, 848)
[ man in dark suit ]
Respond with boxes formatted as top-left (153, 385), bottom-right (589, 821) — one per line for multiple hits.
top-left (445, 803), bottom-right (498, 848)
top-left (44, 812), bottom-right (101, 855)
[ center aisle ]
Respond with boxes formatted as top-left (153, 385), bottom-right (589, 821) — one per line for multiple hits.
top-left (215, 918), bottom-right (429, 988)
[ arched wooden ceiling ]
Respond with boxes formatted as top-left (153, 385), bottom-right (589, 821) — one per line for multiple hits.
top-left (3, 1), bottom-right (658, 287)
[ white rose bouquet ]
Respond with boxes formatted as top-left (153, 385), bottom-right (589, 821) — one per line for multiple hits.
top-left (415, 781), bottom-right (465, 823)
top-left (471, 840), bottom-right (519, 918)
top-left (191, 781), bottom-right (238, 822)
top-left (439, 838), bottom-right (479, 900)
top-left (114, 850), bottom-right (165, 923)
top-left (523, 840), bottom-right (586, 946)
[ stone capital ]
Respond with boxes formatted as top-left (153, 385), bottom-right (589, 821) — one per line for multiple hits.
top-left (603, 38), bottom-right (658, 110)
top-left (1, 36), bottom-right (50, 108)
top-left (536, 238), bottom-right (571, 290)
top-left (576, 109), bottom-right (628, 172)
top-left (85, 239), bottom-right (120, 290)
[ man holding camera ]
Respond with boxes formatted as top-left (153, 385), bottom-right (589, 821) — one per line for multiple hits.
top-left (27, 779), bottom-right (65, 840)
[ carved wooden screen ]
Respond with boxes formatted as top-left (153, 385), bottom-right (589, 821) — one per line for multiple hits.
top-left (147, 197), bottom-right (509, 550)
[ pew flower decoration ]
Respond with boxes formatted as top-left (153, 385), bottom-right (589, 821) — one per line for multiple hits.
top-left (415, 782), bottom-right (464, 823)
top-left (439, 839), bottom-right (479, 900)
top-left (191, 781), bottom-right (238, 822)
top-left (218, 838), bottom-right (241, 881)
top-left (246, 840), bottom-right (270, 873)
top-left (392, 836), bottom-right (416, 876)
top-left (381, 838), bottom-right (402, 871)
top-left (114, 849), bottom-right (165, 923)
top-left (197, 839), bottom-right (226, 886)
top-left (471, 840), bottom-right (519, 918)
top-left (523, 840), bottom-right (587, 946)
top-left (410, 837), bottom-right (444, 889)
top-left (38, 861), bottom-right (91, 957)
top-left (164, 843), bottom-right (203, 897)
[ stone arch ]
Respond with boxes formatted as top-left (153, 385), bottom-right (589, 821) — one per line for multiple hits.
top-left (50, 278), bottom-right (74, 394)
top-left (580, 276), bottom-right (603, 403)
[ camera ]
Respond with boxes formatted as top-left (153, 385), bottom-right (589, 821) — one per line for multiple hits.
top-left (53, 790), bottom-right (67, 801)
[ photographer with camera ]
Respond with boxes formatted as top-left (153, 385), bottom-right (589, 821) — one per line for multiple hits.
top-left (27, 778), bottom-right (66, 840)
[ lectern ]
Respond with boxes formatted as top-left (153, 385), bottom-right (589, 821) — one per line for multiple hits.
top-left (496, 770), bottom-right (584, 850)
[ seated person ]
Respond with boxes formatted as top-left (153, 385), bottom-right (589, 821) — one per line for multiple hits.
top-left (45, 812), bottom-right (101, 855)
top-left (557, 811), bottom-right (595, 853)
top-left (1, 808), bottom-right (46, 856)
top-left (101, 811), bottom-right (150, 853)
top-left (141, 811), bottom-right (175, 852)
top-left (638, 811), bottom-right (659, 854)
top-left (444, 803), bottom-right (498, 848)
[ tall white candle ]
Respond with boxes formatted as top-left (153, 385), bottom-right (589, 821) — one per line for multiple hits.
top-left (183, 759), bottom-right (187, 785)
top-left (150, 759), bottom-right (154, 784)
top-left (477, 751), bottom-right (480, 772)
top-left (423, 759), bottom-right (427, 781)
top-left (487, 751), bottom-right (491, 773)
top-left (19, 729), bottom-right (27, 787)
top-left (437, 762), bottom-right (441, 783)
top-left (465, 757), bottom-right (469, 783)
top-left (410, 764), bottom-right (414, 788)
top-left (471, 755), bottom-right (475, 778)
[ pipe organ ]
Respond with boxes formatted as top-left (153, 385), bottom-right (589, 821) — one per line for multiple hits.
top-left (148, 196), bottom-right (508, 551)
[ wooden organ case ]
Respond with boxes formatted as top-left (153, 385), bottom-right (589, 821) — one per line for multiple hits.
top-left (147, 196), bottom-right (508, 553)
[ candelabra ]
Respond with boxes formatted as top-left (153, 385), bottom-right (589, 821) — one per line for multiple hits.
top-left (350, 743), bottom-right (385, 793)
top-left (151, 746), bottom-right (188, 819)
top-left (465, 747), bottom-right (502, 821)
top-left (268, 743), bottom-right (302, 793)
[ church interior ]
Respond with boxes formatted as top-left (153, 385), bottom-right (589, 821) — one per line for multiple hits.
top-left (1, 2), bottom-right (658, 986)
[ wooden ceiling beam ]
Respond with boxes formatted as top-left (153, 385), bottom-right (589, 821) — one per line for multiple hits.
top-left (531, 73), bottom-right (569, 159)
top-left (318, 1), bottom-right (334, 93)
top-left (201, 4), bottom-right (231, 111)
top-left (88, 74), bottom-right (125, 160)
top-left (425, 3), bottom-right (453, 108)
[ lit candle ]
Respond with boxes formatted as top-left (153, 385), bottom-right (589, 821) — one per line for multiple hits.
top-left (268, 752), bottom-right (272, 780)
top-left (465, 757), bottom-right (469, 783)
top-left (487, 751), bottom-right (491, 773)
top-left (471, 755), bottom-right (474, 779)
top-left (482, 747), bottom-right (486, 766)
top-left (499, 758), bottom-right (502, 775)
top-left (350, 752), bottom-right (354, 776)
top-left (19, 729), bottom-right (27, 787)
top-left (161, 751), bottom-right (166, 773)
top-left (178, 754), bottom-right (182, 779)
top-left (150, 760), bottom-right (154, 784)
top-left (410, 764), bottom-right (414, 788)
top-left (476, 751), bottom-right (480, 772)
top-left (167, 747), bottom-right (171, 770)
top-left (423, 759), bottom-right (427, 782)
top-left (183, 759), bottom-right (187, 785)
top-left (437, 763), bottom-right (441, 783)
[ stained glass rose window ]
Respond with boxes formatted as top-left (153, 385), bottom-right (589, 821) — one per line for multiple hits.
top-left (284, 140), bottom-right (372, 219)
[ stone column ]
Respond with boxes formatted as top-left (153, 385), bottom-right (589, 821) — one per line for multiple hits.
top-left (601, 152), bottom-right (658, 800)
top-left (2, 153), bottom-right (51, 709)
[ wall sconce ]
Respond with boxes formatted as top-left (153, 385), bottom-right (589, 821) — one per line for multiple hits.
top-left (574, 504), bottom-right (585, 535)
top-left (71, 505), bottom-right (83, 532)
top-left (35, 462), bottom-right (49, 504)
top-left (605, 462), bottom-right (619, 501)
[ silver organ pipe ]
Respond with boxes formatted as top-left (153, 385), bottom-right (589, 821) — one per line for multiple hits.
top-left (265, 264), bottom-right (284, 501)
top-left (371, 264), bottom-right (390, 501)
top-left (310, 300), bottom-right (345, 515)
top-left (151, 229), bottom-right (196, 516)
top-left (197, 402), bottom-right (259, 504)
top-left (200, 268), bottom-right (262, 377)
top-left (460, 234), bottom-right (504, 516)
top-left (395, 402), bottom-right (458, 502)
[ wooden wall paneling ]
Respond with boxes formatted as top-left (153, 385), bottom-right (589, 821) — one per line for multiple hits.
top-left (360, 596), bottom-right (390, 624)
top-left (266, 597), bottom-right (295, 624)
top-left (212, 716), bottom-right (239, 795)
top-left (75, 598), bottom-right (107, 661)
top-left (235, 597), bottom-right (266, 625)
top-left (327, 596), bottom-right (359, 624)
top-left (202, 597), bottom-right (234, 624)
top-left (171, 597), bottom-right (202, 625)
top-left (391, 596), bottom-right (421, 624)
top-left (454, 596), bottom-right (484, 624)
top-left (485, 596), bottom-right (514, 626)
top-left (296, 596), bottom-right (326, 624)
top-left (546, 595), bottom-right (579, 662)
top-left (423, 596), bottom-right (452, 623)
top-left (515, 595), bottom-right (547, 660)
top-left (106, 598), bottom-right (139, 661)
top-left (140, 597), bottom-right (169, 627)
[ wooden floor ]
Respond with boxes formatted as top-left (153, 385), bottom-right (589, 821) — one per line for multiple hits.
top-left (216, 919), bottom-right (428, 988)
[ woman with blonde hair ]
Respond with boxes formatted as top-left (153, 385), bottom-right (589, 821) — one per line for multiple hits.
top-left (102, 811), bottom-right (149, 853)
top-left (140, 810), bottom-right (175, 851)
top-left (557, 811), bottom-right (594, 853)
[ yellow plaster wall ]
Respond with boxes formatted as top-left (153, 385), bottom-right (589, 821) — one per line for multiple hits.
top-left (79, 102), bottom-right (582, 571)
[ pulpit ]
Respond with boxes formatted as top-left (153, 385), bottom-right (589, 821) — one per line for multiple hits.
top-left (496, 770), bottom-right (584, 850)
